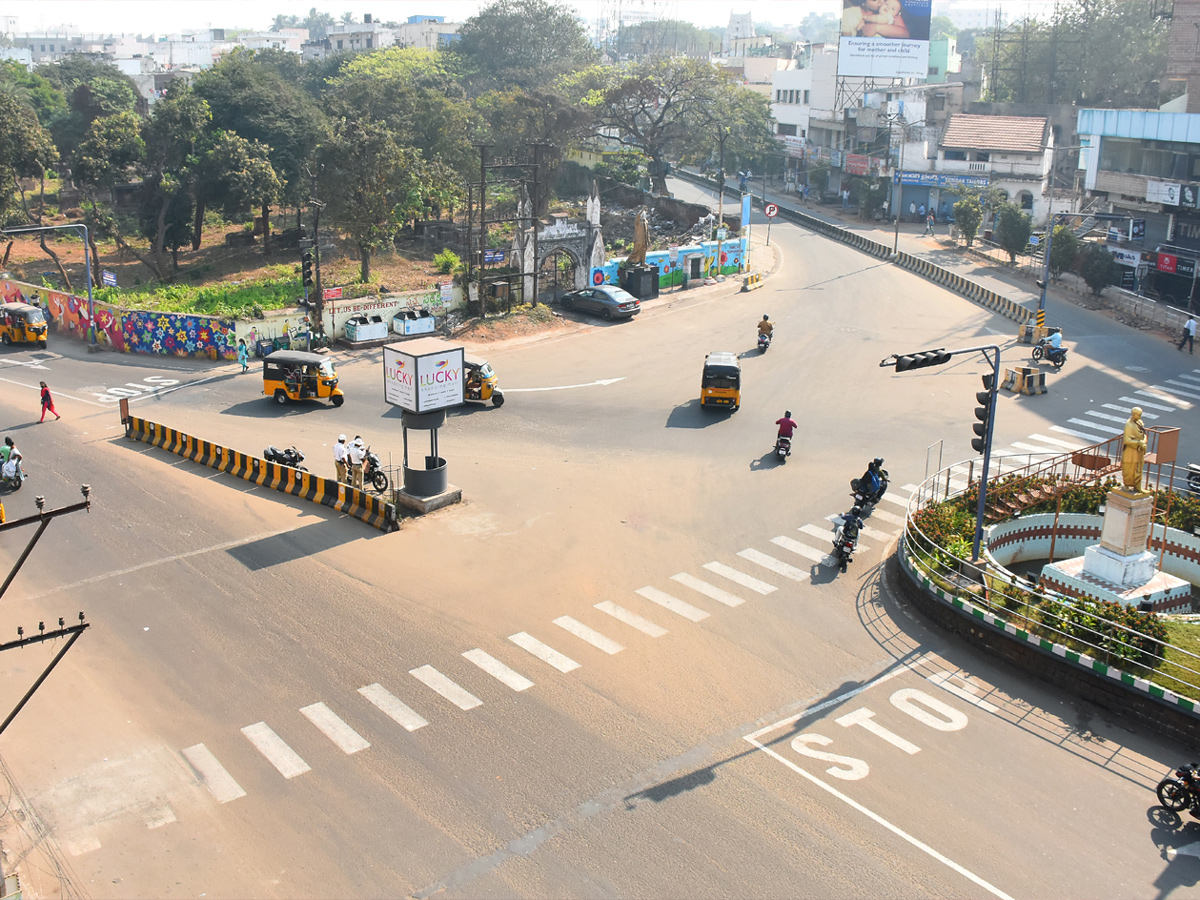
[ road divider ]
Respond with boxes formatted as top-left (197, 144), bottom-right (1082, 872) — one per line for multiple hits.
top-left (121, 406), bottom-right (398, 532)
top-left (742, 272), bottom-right (765, 291)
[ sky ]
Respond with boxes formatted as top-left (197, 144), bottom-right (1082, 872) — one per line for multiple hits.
top-left (7, 0), bottom-right (851, 35)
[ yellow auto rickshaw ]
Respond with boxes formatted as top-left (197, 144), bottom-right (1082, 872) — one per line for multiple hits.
top-left (0, 303), bottom-right (48, 348)
top-left (701, 351), bottom-right (740, 411)
top-left (464, 358), bottom-right (505, 407)
top-left (263, 349), bottom-right (344, 406)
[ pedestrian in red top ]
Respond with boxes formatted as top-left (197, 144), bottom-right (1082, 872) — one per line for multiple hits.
top-left (39, 381), bottom-right (60, 422)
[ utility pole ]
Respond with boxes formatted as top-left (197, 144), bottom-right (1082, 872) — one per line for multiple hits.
top-left (716, 126), bottom-right (728, 278)
top-left (305, 166), bottom-right (327, 342)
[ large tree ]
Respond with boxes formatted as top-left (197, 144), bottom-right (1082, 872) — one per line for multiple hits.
top-left (35, 57), bottom-right (142, 156)
top-left (453, 0), bottom-right (598, 94)
top-left (994, 203), bottom-right (1033, 263)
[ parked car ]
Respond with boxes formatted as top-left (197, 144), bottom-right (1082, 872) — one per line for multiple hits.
top-left (560, 286), bottom-right (642, 320)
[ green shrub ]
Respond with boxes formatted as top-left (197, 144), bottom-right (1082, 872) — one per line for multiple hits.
top-left (433, 248), bottom-right (461, 275)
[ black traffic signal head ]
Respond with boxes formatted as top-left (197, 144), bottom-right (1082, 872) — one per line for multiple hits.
top-left (971, 374), bottom-right (995, 453)
top-left (894, 349), bottom-right (951, 372)
top-left (301, 249), bottom-right (314, 287)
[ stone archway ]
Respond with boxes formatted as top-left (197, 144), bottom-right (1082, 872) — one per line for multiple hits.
top-left (537, 246), bottom-right (582, 301)
top-left (512, 181), bottom-right (606, 300)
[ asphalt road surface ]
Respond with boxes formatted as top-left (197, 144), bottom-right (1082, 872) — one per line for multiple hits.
top-left (2, 205), bottom-right (1199, 899)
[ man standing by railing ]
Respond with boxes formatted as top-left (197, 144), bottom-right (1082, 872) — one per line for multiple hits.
top-left (1178, 314), bottom-right (1196, 354)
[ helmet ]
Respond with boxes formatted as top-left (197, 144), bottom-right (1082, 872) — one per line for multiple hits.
top-left (338, 434), bottom-right (346, 442)
top-left (784, 410), bottom-right (792, 418)
top-left (763, 314), bottom-right (769, 320)
top-left (874, 457), bottom-right (884, 466)
top-left (355, 438), bottom-right (364, 447)
top-left (850, 506), bottom-right (862, 518)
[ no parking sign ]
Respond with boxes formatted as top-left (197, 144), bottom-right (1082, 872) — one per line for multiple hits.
top-left (765, 203), bottom-right (779, 218)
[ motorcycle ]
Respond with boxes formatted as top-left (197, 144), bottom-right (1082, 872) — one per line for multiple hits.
top-left (758, 331), bottom-right (772, 353)
top-left (851, 466), bottom-right (890, 508)
top-left (832, 516), bottom-right (861, 573)
top-left (1187, 463), bottom-right (1200, 495)
top-left (1157, 762), bottom-right (1200, 813)
top-left (774, 435), bottom-right (791, 463)
top-left (1, 458), bottom-right (25, 491)
top-left (264, 445), bottom-right (307, 472)
top-left (1031, 337), bottom-right (1068, 369)
top-left (363, 446), bottom-right (389, 493)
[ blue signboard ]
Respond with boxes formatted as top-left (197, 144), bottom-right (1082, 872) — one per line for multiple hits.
top-left (897, 172), bottom-right (990, 188)
top-left (483, 249), bottom-right (506, 264)
top-left (101, 270), bottom-right (117, 287)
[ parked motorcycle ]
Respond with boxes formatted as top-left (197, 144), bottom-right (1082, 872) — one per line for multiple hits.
top-left (774, 435), bottom-right (791, 463)
top-left (1031, 337), bottom-right (1068, 369)
top-left (758, 331), bottom-right (771, 353)
top-left (1, 458), bottom-right (25, 491)
top-left (1157, 762), bottom-right (1200, 813)
top-left (363, 446), bottom-right (389, 493)
top-left (851, 462), bottom-right (890, 508)
top-left (264, 445), bottom-right (307, 471)
top-left (1188, 463), bottom-right (1200, 495)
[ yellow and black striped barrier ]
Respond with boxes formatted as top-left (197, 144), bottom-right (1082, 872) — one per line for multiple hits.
top-left (742, 272), bottom-right (765, 291)
top-left (1036, 307), bottom-right (1046, 328)
top-left (122, 414), bottom-right (399, 532)
top-left (892, 252), bottom-right (1034, 325)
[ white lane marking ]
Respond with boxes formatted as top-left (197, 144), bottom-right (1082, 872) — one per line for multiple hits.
top-left (595, 600), bottom-right (668, 636)
top-left (462, 649), bottom-right (535, 691)
top-left (670, 572), bottom-right (745, 607)
top-left (181, 744), bottom-right (246, 803)
top-left (240, 722), bottom-right (311, 779)
top-left (877, 492), bottom-right (911, 509)
top-left (635, 586), bottom-right (710, 622)
top-left (927, 671), bottom-right (1000, 712)
top-left (702, 561), bottom-right (777, 594)
top-left (1028, 433), bottom-right (1081, 449)
top-left (818, 519), bottom-right (890, 543)
top-left (772, 534), bottom-right (836, 563)
top-left (1120, 395), bottom-right (1176, 412)
top-left (1050, 425), bottom-right (1106, 442)
top-left (300, 702), bottom-right (370, 754)
top-left (504, 378), bottom-right (624, 393)
top-left (1087, 409), bottom-right (1155, 424)
top-left (1010, 442), bottom-right (1064, 454)
top-left (64, 836), bottom-right (102, 856)
top-left (1176, 372), bottom-right (1200, 384)
top-left (868, 508), bottom-right (906, 526)
top-left (1100, 403), bottom-right (1159, 419)
top-left (899, 483), bottom-right (920, 493)
top-left (1137, 389), bottom-right (1192, 408)
top-left (553, 615), bottom-right (625, 654)
top-left (1157, 382), bottom-right (1200, 401)
top-left (410, 665), bottom-right (483, 710)
top-left (145, 806), bottom-right (177, 829)
top-left (358, 683), bottom-right (429, 731)
top-left (0, 375), bottom-right (108, 407)
top-left (1069, 417), bottom-right (1120, 434)
top-left (738, 548), bottom-right (811, 582)
top-left (508, 632), bottom-right (580, 673)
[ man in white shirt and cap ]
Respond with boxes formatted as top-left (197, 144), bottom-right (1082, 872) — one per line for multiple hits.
top-left (347, 436), bottom-right (366, 489)
top-left (333, 434), bottom-right (348, 483)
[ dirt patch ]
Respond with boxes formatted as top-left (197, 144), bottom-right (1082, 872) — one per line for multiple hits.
top-left (450, 306), bottom-right (573, 343)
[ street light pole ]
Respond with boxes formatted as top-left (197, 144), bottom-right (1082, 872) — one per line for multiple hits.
top-left (716, 126), bottom-right (727, 279)
top-left (1, 223), bottom-right (95, 348)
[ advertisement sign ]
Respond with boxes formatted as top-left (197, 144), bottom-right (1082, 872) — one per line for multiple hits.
top-left (1182, 184), bottom-right (1199, 209)
top-left (438, 281), bottom-right (453, 305)
top-left (1121, 268), bottom-right (1137, 290)
top-left (897, 171), bottom-right (989, 188)
top-left (1177, 257), bottom-right (1196, 279)
top-left (1109, 247), bottom-right (1142, 267)
top-left (1156, 252), bottom-right (1178, 274)
top-left (382, 338), bottom-right (464, 413)
top-left (844, 153), bottom-right (870, 176)
top-left (101, 270), bottom-right (117, 287)
top-left (1132, 219), bottom-right (1146, 241)
top-left (323, 286), bottom-right (343, 300)
top-left (482, 249), bottom-right (506, 264)
top-left (838, 0), bottom-right (931, 78)
top-left (1146, 181), bottom-right (1181, 206)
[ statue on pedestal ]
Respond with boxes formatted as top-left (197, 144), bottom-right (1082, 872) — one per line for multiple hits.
top-left (1121, 407), bottom-right (1148, 493)
top-left (627, 207), bottom-right (649, 268)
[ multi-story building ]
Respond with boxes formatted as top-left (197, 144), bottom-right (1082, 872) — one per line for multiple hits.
top-left (302, 14), bottom-right (395, 58)
top-left (393, 15), bottom-right (461, 51)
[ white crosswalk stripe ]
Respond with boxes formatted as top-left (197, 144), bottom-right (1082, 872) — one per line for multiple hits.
top-left (1051, 424), bottom-right (1106, 442)
top-left (300, 702), bottom-right (370, 754)
top-left (1100, 403), bottom-right (1158, 419)
top-left (594, 600), bottom-right (668, 636)
top-left (358, 683), bottom-right (429, 731)
top-left (1137, 389), bottom-right (1192, 408)
top-left (1157, 382), bottom-right (1200, 401)
top-left (1087, 410), bottom-right (1147, 424)
top-left (410, 665), bottom-right (483, 710)
top-left (1029, 433), bottom-right (1081, 449)
top-left (670, 572), bottom-right (745, 607)
top-left (899, 483), bottom-right (920, 494)
top-left (1176, 372), bottom-right (1200, 384)
top-left (819, 518), bottom-right (890, 543)
top-left (181, 744), bottom-right (246, 803)
top-left (738, 548), bottom-right (811, 581)
top-left (554, 616), bottom-right (624, 654)
top-left (634, 586), bottom-right (710, 621)
top-left (771, 534), bottom-right (831, 563)
top-left (868, 508), bottom-right (906, 526)
top-left (1069, 417), bottom-right (1120, 434)
top-left (508, 632), bottom-right (580, 673)
top-left (1120, 395), bottom-right (1176, 412)
top-left (877, 492), bottom-right (911, 509)
top-left (1011, 441), bottom-right (1063, 454)
top-left (462, 649), bottom-right (535, 691)
top-left (701, 561), bottom-right (777, 594)
top-left (241, 722), bottom-right (311, 779)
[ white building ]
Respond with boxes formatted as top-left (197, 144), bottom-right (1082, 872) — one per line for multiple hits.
top-left (722, 12), bottom-right (755, 56)
top-left (393, 15), bottom-right (460, 50)
top-left (241, 29), bottom-right (308, 53)
top-left (306, 16), bottom-right (395, 57)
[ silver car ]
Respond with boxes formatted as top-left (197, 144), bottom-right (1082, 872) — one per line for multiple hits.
top-left (560, 285), bottom-right (642, 320)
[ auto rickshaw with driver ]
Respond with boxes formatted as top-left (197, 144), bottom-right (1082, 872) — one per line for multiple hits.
top-left (0, 303), bottom-right (49, 348)
top-left (464, 358), bottom-right (505, 407)
top-left (700, 351), bottom-right (740, 411)
top-left (262, 349), bottom-right (344, 406)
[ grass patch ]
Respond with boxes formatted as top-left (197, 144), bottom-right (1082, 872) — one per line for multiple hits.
top-left (93, 274), bottom-right (303, 318)
top-left (1160, 621), bottom-right (1200, 702)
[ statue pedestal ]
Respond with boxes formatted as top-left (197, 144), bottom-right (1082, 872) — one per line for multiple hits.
top-left (1041, 489), bottom-right (1192, 613)
top-left (620, 265), bottom-right (660, 300)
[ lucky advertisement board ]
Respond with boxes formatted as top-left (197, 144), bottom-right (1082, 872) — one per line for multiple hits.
top-left (382, 338), bottom-right (464, 413)
top-left (838, 0), bottom-right (931, 78)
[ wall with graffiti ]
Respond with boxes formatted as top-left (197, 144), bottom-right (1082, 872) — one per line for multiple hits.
top-left (589, 236), bottom-right (749, 289)
top-left (1, 277), bottom-right (238, 359)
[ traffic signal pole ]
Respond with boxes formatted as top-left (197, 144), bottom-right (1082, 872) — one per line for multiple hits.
top-left (883, 343), bottom-right (1001, 561)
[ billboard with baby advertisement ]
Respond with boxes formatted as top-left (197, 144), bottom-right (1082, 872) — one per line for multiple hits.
top-left (838, 0), bottom-right (931, 78)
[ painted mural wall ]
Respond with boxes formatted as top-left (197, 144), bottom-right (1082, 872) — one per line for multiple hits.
top-left (589, 236), bottom-right (750, 288)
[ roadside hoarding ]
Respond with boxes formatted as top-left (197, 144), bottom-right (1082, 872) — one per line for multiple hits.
top-left (838, 0), bottom-right (931, 78)
top-left (382, 337), bottom-right (464, 413)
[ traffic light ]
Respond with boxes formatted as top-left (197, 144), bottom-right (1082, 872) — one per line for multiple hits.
top-left (894, 349), bottom-right (951, 372)
top-left (301, 249), bottom-right (314, 287)
top-left (972, 373), bottom-right (995, 453)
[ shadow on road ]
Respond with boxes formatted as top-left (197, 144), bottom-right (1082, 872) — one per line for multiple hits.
top-left (665, 399), bottom-right (730, 428)
top-left (227, 516), bottom-right (377, 570)
top-left (748, 450), bottom-right (783, 470)
top-left (218, 398), bottom-right (339, 418)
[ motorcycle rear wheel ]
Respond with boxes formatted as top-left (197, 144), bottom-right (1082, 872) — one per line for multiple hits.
top-left (371, 470), bottom-right (389, 492)
top-left (1158, 778), bottom-right (1191, 811)
top-left (1031, 345), bottom-right (1044, 361)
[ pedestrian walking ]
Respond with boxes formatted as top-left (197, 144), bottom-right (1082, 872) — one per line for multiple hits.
top-left (237, 338), bottom-right (250, 373)
top-left (924, 213), bottom-right (935, 235)
top-left (1179, 315), bottom-right (1197, 353)
top-left (38, 381), bottom-right (60, 422)
top-left (333, 433), bottom-right (348, 483)
top-left (909, 201), bottom-right (916, 222)
top-left (348, 436), bottom-right (366, 489)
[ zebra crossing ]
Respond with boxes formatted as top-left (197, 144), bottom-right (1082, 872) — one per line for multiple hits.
top-left (178, 485), bottom-right (918, 809)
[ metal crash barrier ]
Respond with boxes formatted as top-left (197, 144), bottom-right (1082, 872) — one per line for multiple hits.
top-left (121, 408), bottom-right (398, 533)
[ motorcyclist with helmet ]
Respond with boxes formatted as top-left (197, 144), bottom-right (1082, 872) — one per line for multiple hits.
top-left (758, 314), bottom-right (773, 338)
top-left (854, 457), bottom-right (888, 504)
